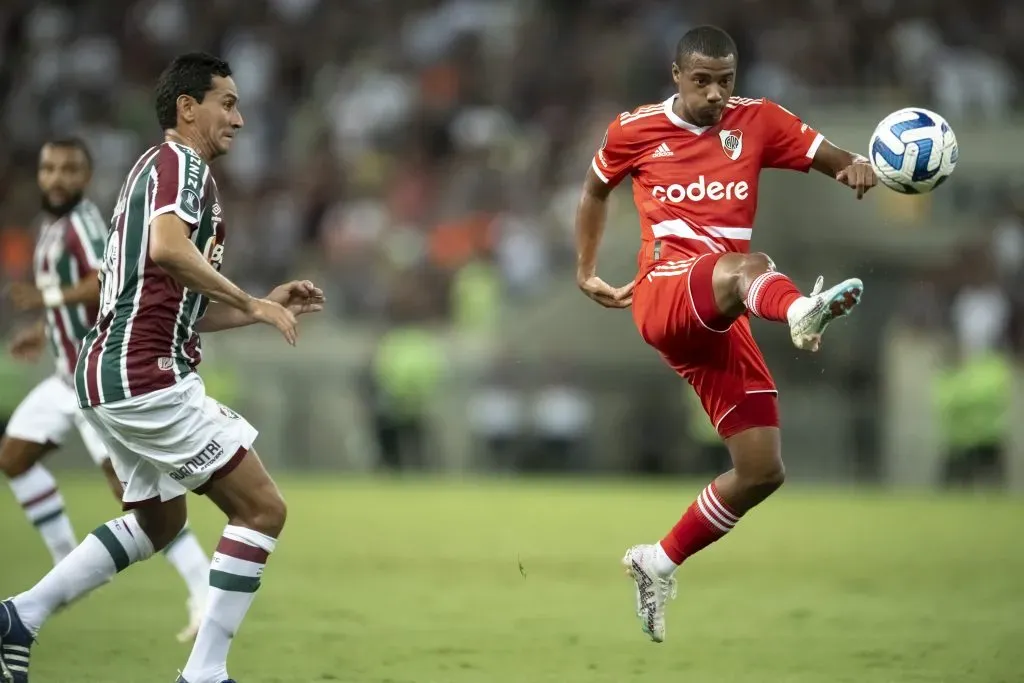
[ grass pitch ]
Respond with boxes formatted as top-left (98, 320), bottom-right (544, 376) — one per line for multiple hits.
top-left (3, 474), bottom-right (1022, 682)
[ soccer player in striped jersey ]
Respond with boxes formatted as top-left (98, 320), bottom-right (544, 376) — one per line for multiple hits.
top-left (1, 138), bottom-right (213, 644)
top-left (1, 53), bottom-right (323, 683)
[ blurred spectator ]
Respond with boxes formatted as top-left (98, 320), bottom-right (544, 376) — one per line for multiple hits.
top-left (2, 0), bottom-right (1022, 335)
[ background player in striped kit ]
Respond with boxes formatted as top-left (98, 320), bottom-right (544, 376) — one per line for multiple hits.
top-left (0, 138), bottom-right (212, 643)
top-left (1, 53), bottom-right (323, 683)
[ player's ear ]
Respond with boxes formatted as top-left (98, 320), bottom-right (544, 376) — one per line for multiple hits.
top-left (671, 62), bottom-right (682, 85)
top-left (176, 94), bottom-right (197, 124)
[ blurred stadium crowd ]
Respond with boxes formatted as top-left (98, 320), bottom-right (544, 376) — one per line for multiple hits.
top-left (0, 0), bottom-right (1021, 327)
top-left (1, 0), bottom-right (1023, 481)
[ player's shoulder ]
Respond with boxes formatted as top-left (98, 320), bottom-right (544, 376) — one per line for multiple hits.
top-left (611, 98), bottom-right (672, 143)
top-left (726, 95), bottom-right (765, 110)
top-left (156, 141), bottom-right (210, 174)
top-left (727, 96), bottom-right (803, 118)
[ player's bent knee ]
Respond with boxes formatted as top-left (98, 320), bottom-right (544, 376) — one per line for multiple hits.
top-left (734, 457), bottom-right (785, 501)
top-left (750, 461), bottom-right (786, 492)
top-left (735, 252), bottom-right (775, 295)
top-left (0, 437), bottom-right (46, 478)
top-left (712, 252), bottom-right (775, 316)
top-left (248, 492), bottom-right (287, 538)
top-left (132, 496), bottom-right (188, 551)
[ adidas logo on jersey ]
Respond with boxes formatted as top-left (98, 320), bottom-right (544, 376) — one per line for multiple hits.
top-left (651, 142), bottom-right (673, 158)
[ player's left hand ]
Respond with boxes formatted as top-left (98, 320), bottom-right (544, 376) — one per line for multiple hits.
top-left (835, 159), bottom-right (877, 199)
top-left (8, 324), bottom-right (45, 362)
top-left (578, 275), bottom-right (634, 309)
top-left (267, 280), bottom-right (326, 317)
top-left (5, 282), bottom-right (44, 311)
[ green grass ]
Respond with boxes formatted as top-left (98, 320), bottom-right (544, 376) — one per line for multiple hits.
top-left (3, 474), bottom-right (1023, 683)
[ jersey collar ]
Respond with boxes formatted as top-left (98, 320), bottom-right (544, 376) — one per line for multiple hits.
top-left (664, 95), bottom-right (711, 135)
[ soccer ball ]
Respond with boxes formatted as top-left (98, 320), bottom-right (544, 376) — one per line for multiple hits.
top-left (868, 107), bottom-right (958, 194)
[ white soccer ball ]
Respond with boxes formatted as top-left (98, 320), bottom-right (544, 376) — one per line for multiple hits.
top-left (868, 107), bottom-right (958, 194)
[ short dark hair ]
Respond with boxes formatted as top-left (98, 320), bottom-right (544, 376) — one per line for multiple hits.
top-left (154, 52), bottom-right (233, 130)
top-left (675, 25), bottom-right (738, 66)
top-left (43, 137), bottom-right (93, 168)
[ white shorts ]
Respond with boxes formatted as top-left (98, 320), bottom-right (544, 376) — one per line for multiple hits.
top-left (80, 373), bottom-right (258, 509)
top-left (6, 375), bottom-right (109, 466)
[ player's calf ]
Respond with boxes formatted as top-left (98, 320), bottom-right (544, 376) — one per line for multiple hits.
top-left (717, 425), bottom-right (785, 512)
top-left (0, 437), bottom-right (49, 479)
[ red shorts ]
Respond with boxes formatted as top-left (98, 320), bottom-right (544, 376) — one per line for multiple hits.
top-left (632, 252), bottom-right (779, 438)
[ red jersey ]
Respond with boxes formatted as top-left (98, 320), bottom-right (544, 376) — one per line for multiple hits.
top-left (591, 95), bottom-right (824, 278)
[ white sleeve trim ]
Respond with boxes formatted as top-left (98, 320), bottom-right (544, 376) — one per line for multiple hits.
top-left (805, 133), bottom-right (825, 159)
top-left (149, 203), bottom-right (200, 228)
top-left (591, 158), bottom-right (611, 183)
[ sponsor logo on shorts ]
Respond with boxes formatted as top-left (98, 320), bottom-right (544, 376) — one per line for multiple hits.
top-left (217, 403), bottom-right (239, 420)
top-left (169, 439), bottom-right (224, 482)
top-left (651, 175), bottom-right (749, 203)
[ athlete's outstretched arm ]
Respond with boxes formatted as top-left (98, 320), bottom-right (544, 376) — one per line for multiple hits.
top-left (811, 139), bottom-right (877, 199)
top-left (199, 281), bottom-right (325, 332)
top-left (575, 167), bottom-right (634, 308)
top-left (149, 213), bottom-right (298, 344)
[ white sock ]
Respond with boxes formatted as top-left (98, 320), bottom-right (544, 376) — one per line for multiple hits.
top-left (8, 464), bottom-right (77, 563)
top-left (652, 542), bottom-right (680, 578)
top-left (163, 524), bottom-right (211, 603)
top-left (180, 525), bottom-right (277, 683)
top-left (785, 296), bottom-right (810, 325)
top-left (12, 515), bottom-right (154, 633)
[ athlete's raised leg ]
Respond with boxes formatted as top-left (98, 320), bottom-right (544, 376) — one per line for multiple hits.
top-left (712, 251), bottom-right (863, 351)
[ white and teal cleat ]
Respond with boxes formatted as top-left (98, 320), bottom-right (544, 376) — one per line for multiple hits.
top-left (787, 276), bottom-right (863, 352)
top-left (621, 545), bottom-right (677, 643)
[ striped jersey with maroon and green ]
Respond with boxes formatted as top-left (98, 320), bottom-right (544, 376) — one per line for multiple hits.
top-left (75, 141), bottom-right (227, 407)
top-left (35, 199), bottom-right (107, 384)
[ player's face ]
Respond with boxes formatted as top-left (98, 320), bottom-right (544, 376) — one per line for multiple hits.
top-left (672, 54), bottom-right (737, 127)
top-left (196, 75), bottom-right (243, 158)
top-left (37, 144), bottom-right (90, 216)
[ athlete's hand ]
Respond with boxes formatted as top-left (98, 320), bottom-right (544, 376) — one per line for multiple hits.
top-left (6, 283), bottom-right (44, 311)
top-left (266, 280), bottom-right (325, 317)
top-left (8, 325), bottom-right (45, 362)
top-left (577, 275), bottom-right (634, 309)
top-left (247, 298), bottom-right (298, 346)
top-left (836, 159), bottom-right (877, 199)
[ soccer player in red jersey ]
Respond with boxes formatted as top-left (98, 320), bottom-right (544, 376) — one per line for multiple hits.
top-left (575, 26), bottom-right (876, 643)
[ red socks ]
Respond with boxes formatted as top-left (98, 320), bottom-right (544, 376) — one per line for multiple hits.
top-left (659, 482), bottom-right (742, 565)
top-left (744, 271), bottom-right (802, 322)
